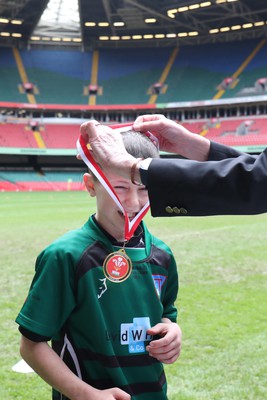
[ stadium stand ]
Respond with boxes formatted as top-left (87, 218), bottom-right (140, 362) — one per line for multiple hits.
top-left (1, 39), bottom-right (267, 105)
top-left (40, 124), bottom-right (79, 149)
top-left (0, 122), bottom-right (38, 148)
top-left (0, 48), bottom-right (27, 103)
top-left (1, 117), bottom-right (267, 150)
top-left (0, 170), bottom-right (84, 191)
top-left (182, 117), bottom-right (267, 148)
top-left (17, 48), bottom-right (92, 105)
top-left (1, 38), bottom-right (267, 191)
top-left (156, 39), bottom-right (267, 102)
top-left (90, 47), bottom-right (176, 105)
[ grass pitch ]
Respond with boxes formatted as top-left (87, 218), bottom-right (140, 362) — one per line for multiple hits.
top-left (1, 191), bottom-right (266, 399)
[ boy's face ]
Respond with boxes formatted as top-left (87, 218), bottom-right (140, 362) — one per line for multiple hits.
top-left (84, 171), bottom-right (149, 242)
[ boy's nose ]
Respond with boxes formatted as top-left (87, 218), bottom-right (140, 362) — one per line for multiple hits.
top-left (124, 191), bottom-right (140, 211)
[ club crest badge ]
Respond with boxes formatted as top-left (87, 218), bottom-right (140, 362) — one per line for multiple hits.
top-left (103, 249), bottom-right (132, 283)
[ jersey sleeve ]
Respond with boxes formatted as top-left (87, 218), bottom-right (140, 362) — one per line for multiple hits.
top-left (16, 243), bottom-right (77, 338)
top-left (162, 252), bottom-right (178, 323)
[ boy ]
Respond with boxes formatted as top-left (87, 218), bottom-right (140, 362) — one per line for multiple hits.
top-left (16, 122), bottom-right (181, 400)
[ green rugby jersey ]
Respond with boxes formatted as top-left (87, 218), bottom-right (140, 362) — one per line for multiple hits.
top-left (16, 216), bottom-right (178, 400)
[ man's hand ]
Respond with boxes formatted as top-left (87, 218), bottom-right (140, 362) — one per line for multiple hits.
top-left (79, 120), bottom-right (136, 179)
top-left (133, 114), bottom-right (210, 161)
top-left (133, 114), bottom-right (185, 154)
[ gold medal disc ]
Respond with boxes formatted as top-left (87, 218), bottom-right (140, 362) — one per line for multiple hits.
top-left (103, 249), bottom-right (132, 283)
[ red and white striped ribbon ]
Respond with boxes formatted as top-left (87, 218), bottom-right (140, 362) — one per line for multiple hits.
top-left (77, 132), bottom-right (150, 241)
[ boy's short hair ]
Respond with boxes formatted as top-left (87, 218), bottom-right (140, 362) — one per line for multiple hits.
top-left (121, 129), bottom-right (159, 159)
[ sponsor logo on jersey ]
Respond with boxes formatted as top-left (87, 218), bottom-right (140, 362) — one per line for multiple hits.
top-left (121, 317), bottom-right (152, 354)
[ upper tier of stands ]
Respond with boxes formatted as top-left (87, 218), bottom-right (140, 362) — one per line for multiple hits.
top-left (1, 38), bottom-right (267, 105)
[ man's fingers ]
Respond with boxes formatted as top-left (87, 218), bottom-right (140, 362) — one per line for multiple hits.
top-left (133, 119), bottom-right (165, 135)
top-left (134, 114), bottom-right (164, 124)
top-left (80, 120), bottom-right (100, 141)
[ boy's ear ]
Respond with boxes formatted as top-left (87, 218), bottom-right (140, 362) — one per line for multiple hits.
top-left (83, 173), bottom-right (95, 196)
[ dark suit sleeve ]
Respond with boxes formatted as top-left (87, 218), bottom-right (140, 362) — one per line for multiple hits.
top-left (208, 141), bottom-right (245, 161)
top-left (146, 142), bottom-right (267, 217)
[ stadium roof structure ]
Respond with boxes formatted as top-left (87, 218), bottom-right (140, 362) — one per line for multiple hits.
top-left (0, 0), bottom-right (267, 49)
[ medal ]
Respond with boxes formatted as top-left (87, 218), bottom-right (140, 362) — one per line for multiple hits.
top-left (103, 248), bottom-right (132, 283)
